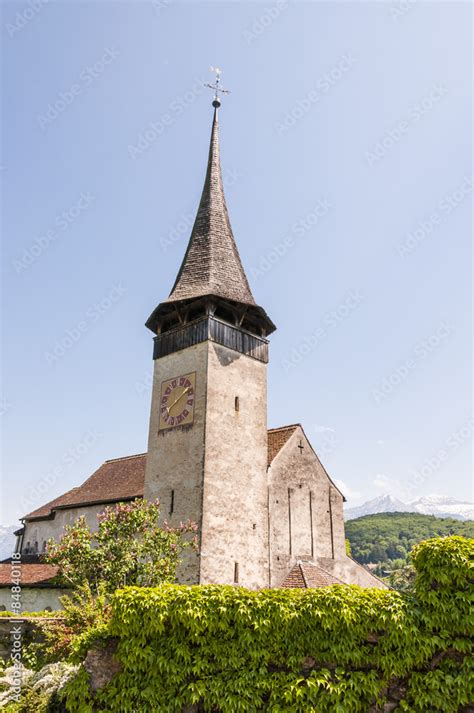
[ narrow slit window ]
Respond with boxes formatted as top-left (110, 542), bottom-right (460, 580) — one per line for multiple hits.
top-left (234, 562), bottom-right (239, 584)
top-left (169, 489), bottom-right (175, 516)
top-left (235, 396), bottom-right (240, 411)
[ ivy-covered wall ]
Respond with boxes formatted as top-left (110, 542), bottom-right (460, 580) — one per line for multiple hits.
top-left (66, 536), bottom-right (473, 712)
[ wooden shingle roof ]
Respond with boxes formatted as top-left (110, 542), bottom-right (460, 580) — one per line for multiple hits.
top-left (168, 109), bottom-right (255, 307)
top-left (145, 107), bottom-right (275, 336)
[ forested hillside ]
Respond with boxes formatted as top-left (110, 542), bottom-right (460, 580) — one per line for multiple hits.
top-left (346, 512), bottom-right (474, 572)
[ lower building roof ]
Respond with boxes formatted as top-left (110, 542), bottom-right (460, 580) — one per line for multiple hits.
top-left (280, 561), bottom-right (344, 588)
top-left (0, 563), bottom-right (59, 587)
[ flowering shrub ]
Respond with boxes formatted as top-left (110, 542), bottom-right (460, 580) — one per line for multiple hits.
top-left (45, 498), bottom-right (197, 594)
top-left (0, 661), bottom-right (78, 712)
top-left (18, 499), bottom-right (198, 680)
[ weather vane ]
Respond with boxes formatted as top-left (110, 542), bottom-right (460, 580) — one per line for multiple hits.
top-left (205, 66), bottom-right (230, 108)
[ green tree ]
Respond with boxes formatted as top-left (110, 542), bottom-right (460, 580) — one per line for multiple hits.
top-left (388, 563), bottom-right (416, 591)
top-left (368, 544), bottom-right (387, 562)
top-left (346, 513), bottom-right (474, 569)
top-left (45, 499), bottom-right (197, 595)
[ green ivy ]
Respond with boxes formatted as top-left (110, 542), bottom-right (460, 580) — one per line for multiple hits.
top-left (64, 536), bottom-right (473, 712)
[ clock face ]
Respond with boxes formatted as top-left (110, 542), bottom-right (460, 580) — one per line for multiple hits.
top-left (159, 372), bottom-right (196, 431)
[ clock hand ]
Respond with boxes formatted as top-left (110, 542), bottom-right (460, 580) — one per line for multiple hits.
top-left (167, 386), bottom-right (191, 412)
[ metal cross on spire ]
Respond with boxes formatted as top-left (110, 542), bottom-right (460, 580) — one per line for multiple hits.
top-left (205, 66), bottom-right (230, 108)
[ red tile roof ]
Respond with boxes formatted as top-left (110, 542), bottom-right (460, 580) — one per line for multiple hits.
top-left (280, 561), bottom-right (344, 589)
top-left (23, 454), bottom-right (147, 520)
top-left (267, 424), bottom-right (299, 465)
top-left (22, 427), bottom-right (299, 522)
top-left (0, 563), bottom-right (59, 587)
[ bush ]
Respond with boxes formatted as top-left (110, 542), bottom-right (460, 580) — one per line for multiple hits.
top-left (0, 662), bottom-right (78, 712)
top-left (19, 584), bottom-right (111, 672)
top-left (45, 499), bottom-right (197, 595)
top-left (63, 536), bottom-right (474, 712)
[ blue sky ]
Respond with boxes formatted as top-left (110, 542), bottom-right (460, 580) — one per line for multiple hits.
top-left (1, 1), bottom-right (472, 523)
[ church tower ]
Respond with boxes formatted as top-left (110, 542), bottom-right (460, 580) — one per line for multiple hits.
top-left (143, 89), bottom-right (276, 588)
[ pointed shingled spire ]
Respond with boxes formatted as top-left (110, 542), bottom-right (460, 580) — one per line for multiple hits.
top-left (145, 99), bottom-right (275, 337)
top-left (167, 107), bottom-right (256, 306)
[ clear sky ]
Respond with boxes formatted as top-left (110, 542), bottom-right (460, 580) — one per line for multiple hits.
top-left (1, 1), bottom-right (472, 524)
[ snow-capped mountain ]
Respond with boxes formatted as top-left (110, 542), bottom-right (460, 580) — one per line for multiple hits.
top-left (0, 525), bottom-right (17, 560)
top-left (409, 495), bottom-right (474, 521)
top-left (344, 494), bottom-right (473, 521)
top-left (344, 495), bottom-right (411, 521)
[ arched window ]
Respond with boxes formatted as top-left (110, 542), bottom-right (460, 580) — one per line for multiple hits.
top-left (24, 541), bottom-right (31, 554)
top-left (33, 541), bottom-right (39, 553)
top-left (42, 540), bottom-right (47, 553)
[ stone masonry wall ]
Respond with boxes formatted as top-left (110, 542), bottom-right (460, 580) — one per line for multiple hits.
top-left (0, 617), bottom-right (62, 662)
top-left (200, 342), bottom-right (269, 589)
top-left (21, 504), bottom-right (108, 556)
top-left (143, 341), bottom-right (209, 584)
top-left (144, 340), bottom-right (269, 589)
top-left (0, 587), bottom-right (68, 613)
top-left (267, 426), bottom-right (346, 588)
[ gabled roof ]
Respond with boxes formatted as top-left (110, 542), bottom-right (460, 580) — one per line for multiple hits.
top-left (280, 561), bottom-right (344, 588)
top-left (267, 423), bottom-right (346, 502)
top-left (23, 454), bottom-right (146, 521)
top-left (23, 427), bottom-right (298, 522)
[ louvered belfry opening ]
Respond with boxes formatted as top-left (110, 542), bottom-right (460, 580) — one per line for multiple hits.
top-left (145, 104), bottom-right (275, 355)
